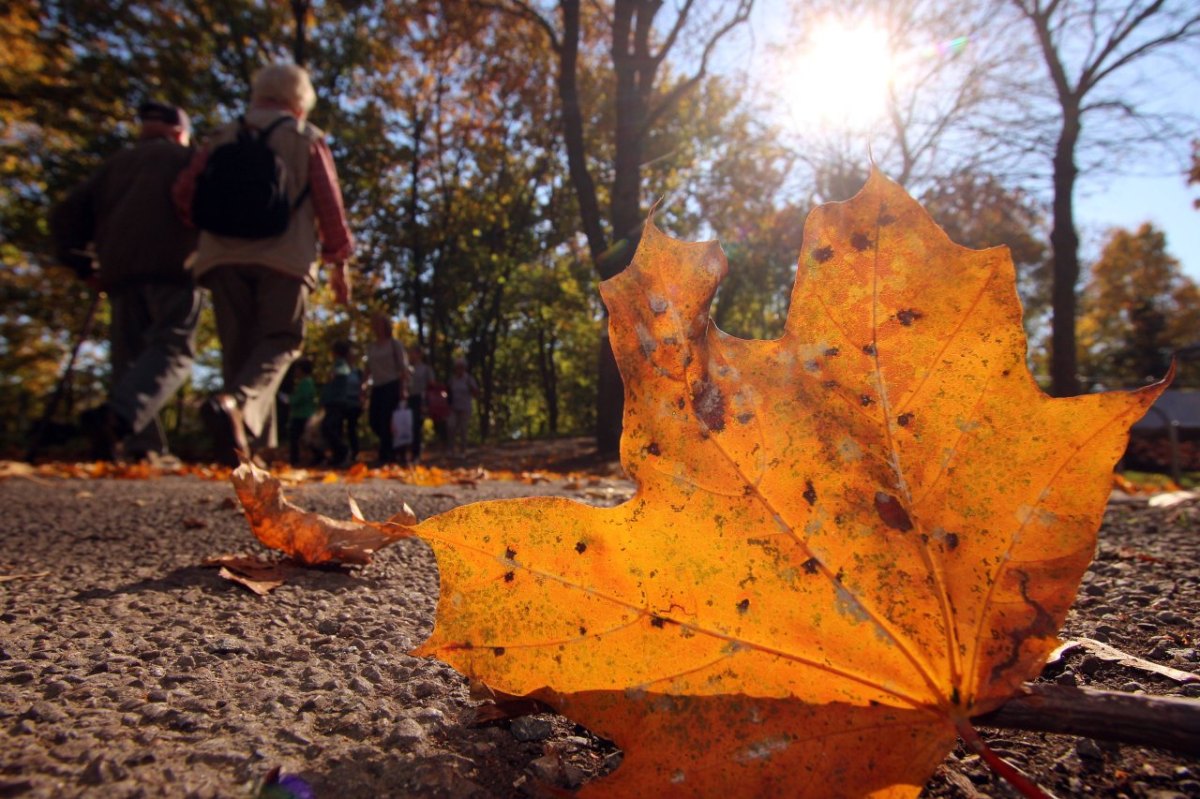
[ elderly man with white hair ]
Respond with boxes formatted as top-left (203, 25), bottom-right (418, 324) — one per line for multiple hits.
top-left (174, 63), bottom-right (353, 465)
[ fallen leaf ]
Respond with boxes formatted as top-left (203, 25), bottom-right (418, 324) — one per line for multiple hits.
top-left (1147, 490), bottom-right (1198, 508)
top-left (1071, 637), bottom-right (1200, 684)
top-left (406, 171), bottom-right (1166, 796)
top-left (182, 517), bottom-right (207, 529)
top-left (0, 571), bottom-right (51, 583)
top-left (229, 460), bottom-right (413, 565)
top-left (0, 461), bottom-right (35, 479)
top-left (203, 555), bottom-right (297, 595)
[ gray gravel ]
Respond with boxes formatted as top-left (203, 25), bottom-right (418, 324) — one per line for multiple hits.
top-left (1, 475), bottom-right (1197, 798)
top-left (0, 475), bottom-right (626, 798)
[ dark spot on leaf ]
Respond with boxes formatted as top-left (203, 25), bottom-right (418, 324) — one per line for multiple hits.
top-left (950, 687), bottom-right (961, 706)
top-left (736, 599), bottom-right (750, 614)
top-left (804, 359), bottom-right (820, 372)
top-left (824, 347), bottom-right (840, 357)
top-left (835, 568), bottom-right (846, 583)
top-left (1002, 369), bottom-right (1010, 377)
top-left (813, 245), bottom-right (834, 263)
top-left (650, 616), bottom-right (666, 629)
top-left (945, 532), bottom-right (960, 550)
top-left (860, 394), bottom-right (874, 407)
top-left (822, 380), bottom-right (838, 390)
top-left (897, 308), bottom-right (923, 326)
top-left (875, 492), bottom-right (913, 532)
top-left (650, 297), bottom-right (668, 315)
top-left (862, 342), bottom-right (876, 356)
top-left (646, 442), bottom-right (661, 456)
top-left (897, 413), bottom-right (913, 427)
top-left (878, 212), bottom-right (897, 226)
top-left (920, 533), bottom-right (929, 544)
top-left (869, 699), bottom-right (882, 707)
top-left (803, 480), bottom-right (817, 506)
top-left (575, 541), bottom-right (587, 554)
top-left (579, 626), bottom-right (587, 636)
top-left (505, 547), bottom-right (517, 560)
top-left (851, 232), bottom-right (872, 251)
top-left (802, 558), bottom-right (820, 575)
top-left (676, 397), bottom-right (685, 410)
top-left (503, 571), bottom-right (515, 583)
top-left (493, 647), bottom-right (506, 656)
top-left (691, 378), bottom-right (726, 432)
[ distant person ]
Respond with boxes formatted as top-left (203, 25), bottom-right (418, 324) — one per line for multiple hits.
top-left (446, 357), bottom-right (479, 458)
top-left (319, 340), bottom-right (354, 467)
top-left (173, 63), bottom-right (353, 465)
top-left (364, 313), bottom-right (408, 466)
top-left (286, 358), bottom-right (318, 466)
top-left (50, 101), bottom-right (200, 461)
top-left (343, 348), bottom-right (365, 464)
top-left (406, 346), bottom-right (436, 463)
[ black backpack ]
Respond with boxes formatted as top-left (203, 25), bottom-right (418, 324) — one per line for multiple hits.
top-left (192, 115), bottom-right (310, 239)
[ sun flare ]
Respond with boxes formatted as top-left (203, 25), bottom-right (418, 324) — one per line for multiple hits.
top-left (778, 20), bottom-right (897, 131)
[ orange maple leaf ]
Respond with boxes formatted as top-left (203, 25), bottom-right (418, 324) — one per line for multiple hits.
top-left (405, 173), bottom-right (1165, 796)
top-left (230, 460), bottom-right (414, 565)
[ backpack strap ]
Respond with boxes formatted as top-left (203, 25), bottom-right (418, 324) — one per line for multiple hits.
top-left (258, 115), bottom-right (293, 139)
top-left (244, 113), bottom-right (312, 210)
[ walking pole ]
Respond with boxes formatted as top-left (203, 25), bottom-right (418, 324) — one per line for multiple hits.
top-left (25, 288), bottom-right (103, 462)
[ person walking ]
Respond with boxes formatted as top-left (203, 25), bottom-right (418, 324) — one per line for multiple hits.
top-left (286, 358), bottom-right (318, 466)
top-left (364, 313), bottom-right (408, 466)
top-left (446, 357), bottom-right (479, 458)
top-left (50, 101), bottom-right (200, 461)
top-left (343, 348), bottom-right (364, 464)
top-left (173, 63), bottom-right (353, 465)
top-left (406, 346), bottom-right (435, 464)
top-left (319, 340), bottom-right (353, 467)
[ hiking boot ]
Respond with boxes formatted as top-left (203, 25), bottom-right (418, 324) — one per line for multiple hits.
top-left (80, 404), bottom-right (131, 461)
top-left (201, 394), bottom-right (250, 467)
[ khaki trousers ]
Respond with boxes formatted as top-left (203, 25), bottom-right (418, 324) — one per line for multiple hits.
top-left (201, 264), bottom-right (307, 448)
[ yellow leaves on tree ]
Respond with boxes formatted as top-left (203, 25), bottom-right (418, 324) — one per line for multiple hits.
top-left (406, 172), bottom-right (1165, 797)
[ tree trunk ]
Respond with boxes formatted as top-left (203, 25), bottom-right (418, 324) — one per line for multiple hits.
top-left (1049, 113), bottom-right (1082, 397)
top-left (290, 0), bottom-right (310, 67)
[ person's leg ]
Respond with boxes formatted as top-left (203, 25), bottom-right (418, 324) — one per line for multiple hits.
top-left (452, 409), bottom-right (468, 454)
top-left (321, 405), bottom-right (347, 465)
top-left (345, 406), bottom-right (361, 462)
top-left (368, 385), bottom-right (391, 463)
top-left (109, 282), bottom-right (201, 455)
top-left (288, 416), bottom-right (305, 465)
top-left (408, 395), bottom-right (424, 462)
top-left (208, 265), bottom-right (306, 450)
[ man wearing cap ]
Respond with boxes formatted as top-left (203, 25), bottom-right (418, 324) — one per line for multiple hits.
top-left (50, 101), bottom-right (200, 460)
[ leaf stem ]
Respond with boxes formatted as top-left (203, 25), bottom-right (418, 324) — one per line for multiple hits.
top-left (955, 718), bottom-right (1057, 799)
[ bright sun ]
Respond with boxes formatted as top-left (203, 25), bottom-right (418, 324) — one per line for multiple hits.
top-left (778, 20), bottom-right (897, 131)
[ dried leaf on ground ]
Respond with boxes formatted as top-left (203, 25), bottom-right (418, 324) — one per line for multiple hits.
top-left (407, 171), bottom-right (1166, 797)
top-left (202, 555), bottom-right (298, 595)
top-left (1068, 637), bottom-right (1200, 684)
top-left (230, 460), bottom-right (413, 565)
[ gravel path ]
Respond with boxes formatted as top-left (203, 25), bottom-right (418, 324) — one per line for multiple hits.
top-left (0, 472), bottom-right (1196, 798)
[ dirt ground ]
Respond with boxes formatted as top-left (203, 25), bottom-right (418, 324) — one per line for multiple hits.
top-left (1, 440), bottom-right (1197, 797)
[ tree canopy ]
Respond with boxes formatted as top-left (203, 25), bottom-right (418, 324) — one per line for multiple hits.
top-left (1, 0), bottom-right (1196, 459)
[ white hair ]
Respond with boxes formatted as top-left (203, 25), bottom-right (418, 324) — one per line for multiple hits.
top-left (250, 63), bottom-right (316, 114)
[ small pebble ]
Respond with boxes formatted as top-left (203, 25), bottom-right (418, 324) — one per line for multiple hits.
top-left (510, 716), bottom-right (554, 742)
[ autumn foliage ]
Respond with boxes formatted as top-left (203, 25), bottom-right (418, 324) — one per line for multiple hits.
top-left (404, 172), bottom-right (1165, 796)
